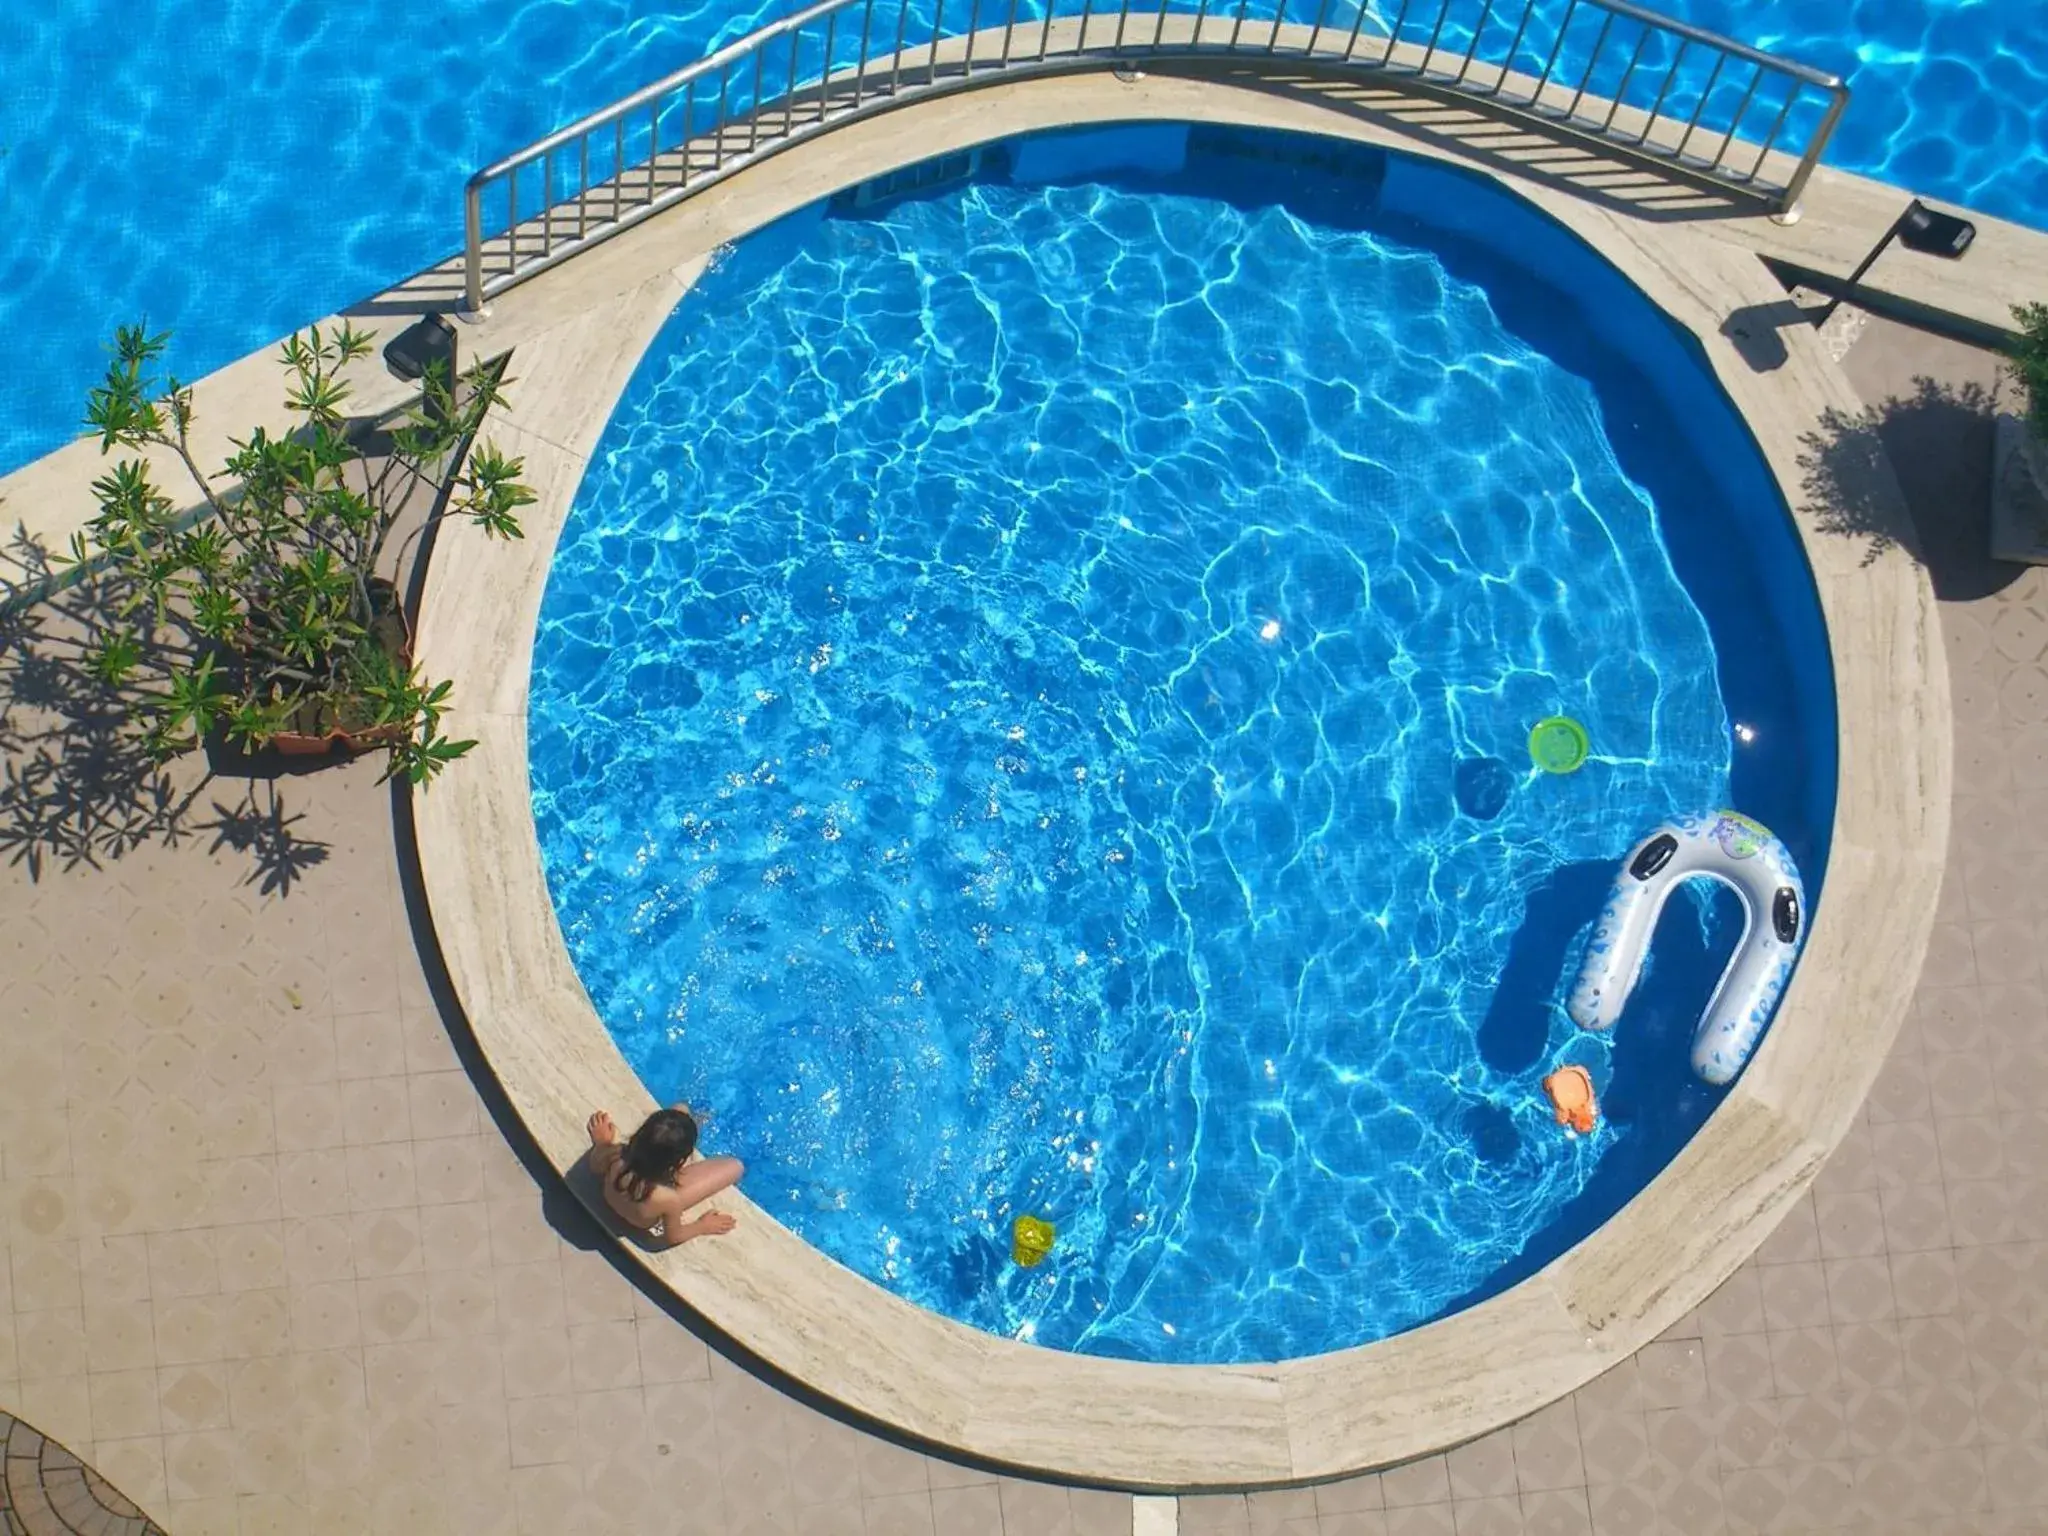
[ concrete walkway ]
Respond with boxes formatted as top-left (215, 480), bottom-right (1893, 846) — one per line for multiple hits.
top-left (1, 309), bottom-right (2043, 1535)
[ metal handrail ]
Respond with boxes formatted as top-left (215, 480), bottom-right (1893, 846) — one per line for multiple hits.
top-left (462, 0), bottom-right (1849, 312)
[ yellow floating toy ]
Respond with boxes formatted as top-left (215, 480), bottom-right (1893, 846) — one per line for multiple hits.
top-left (1012, 1214), bottom-right (1056, 1268)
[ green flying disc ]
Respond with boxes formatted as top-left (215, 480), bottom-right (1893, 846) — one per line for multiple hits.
top-left (1529, 716), bottom-right (1590, 775)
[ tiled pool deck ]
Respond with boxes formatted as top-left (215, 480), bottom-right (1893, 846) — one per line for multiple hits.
top-left (0, 305), bottom-right (2039, 1534)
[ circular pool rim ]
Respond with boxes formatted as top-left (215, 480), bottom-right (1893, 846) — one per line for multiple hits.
top-left (412, 75), bottom-right (1949, 1487)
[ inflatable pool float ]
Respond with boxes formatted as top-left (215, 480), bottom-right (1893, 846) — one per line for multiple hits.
top-left (1568, 811), bottom-right (1805, 1085)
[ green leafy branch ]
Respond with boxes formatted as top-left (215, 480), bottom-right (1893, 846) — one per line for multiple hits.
top-left (2012, 303), bottom-right (2048, 441)
top-left (69, 321), bottom-right (528, 785)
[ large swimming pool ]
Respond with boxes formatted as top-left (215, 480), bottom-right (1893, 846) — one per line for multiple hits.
top-left (527, 124), bottom-right (1837, 1363)
top-left (0, 0), bottom-right (2043, 481)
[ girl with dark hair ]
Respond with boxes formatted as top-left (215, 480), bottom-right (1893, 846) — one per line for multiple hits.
top-left (584, 1104), bottom-right (744, 1246)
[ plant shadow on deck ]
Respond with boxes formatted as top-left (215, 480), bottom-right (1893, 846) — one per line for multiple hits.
top-left (0, 396), bottom-right (472, 893)
top-left (1796, 373), bottom-right (2021, 602)
top-left (0, 527), bottom-right (332, 892)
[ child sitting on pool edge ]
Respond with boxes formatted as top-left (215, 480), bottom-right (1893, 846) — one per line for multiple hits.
top-left (585, 1104), bottom-right (744, 1246)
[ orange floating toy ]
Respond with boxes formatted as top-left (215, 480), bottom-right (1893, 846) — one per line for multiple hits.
top-left (1543, 1065), bottom-right (1599, 1135)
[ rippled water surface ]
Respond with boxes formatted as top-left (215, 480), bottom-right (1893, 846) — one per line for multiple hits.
top-left (523, 129), bottom-right (1801, 1361)
top-left (2, 0), bottom-right (2045, 478)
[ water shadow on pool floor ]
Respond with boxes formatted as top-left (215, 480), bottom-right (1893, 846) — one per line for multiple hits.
top-left (1444, 877), bottom-right (1744, 1322)
top-left (1475, 858), bottom-right (1614, 1076)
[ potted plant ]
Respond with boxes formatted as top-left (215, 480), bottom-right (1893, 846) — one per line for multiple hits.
top-left (68, 320), bottom-right (533, 783)
top-left (1991, 302), bottom-right (2048, 564)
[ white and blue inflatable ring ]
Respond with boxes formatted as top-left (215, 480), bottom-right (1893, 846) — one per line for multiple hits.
top-left (1568, 811), bottom-right (1805, 1085)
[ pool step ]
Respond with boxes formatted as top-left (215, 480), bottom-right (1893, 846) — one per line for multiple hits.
top-left (837, 146), bottom-right (997, 213)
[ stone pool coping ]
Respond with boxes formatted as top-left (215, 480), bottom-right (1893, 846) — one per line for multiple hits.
top-left (433, 76), bottom-right (1946, 1486)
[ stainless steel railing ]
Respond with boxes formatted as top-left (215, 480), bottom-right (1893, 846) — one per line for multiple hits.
top-left (462, 0), bottom-right (1849, 311)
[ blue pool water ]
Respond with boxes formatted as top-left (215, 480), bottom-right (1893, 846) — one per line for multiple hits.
top-left (1, 0), bottom-right (2045, 481)
top-left (528, 125), bottom-right (1837, 1363)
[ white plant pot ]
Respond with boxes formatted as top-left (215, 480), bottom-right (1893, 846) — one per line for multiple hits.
top-left (1990, 411), bottom-right (2048, 565)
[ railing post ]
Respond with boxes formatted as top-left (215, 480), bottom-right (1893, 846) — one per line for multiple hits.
top-left (1341, 0), bottom-right (1375, 64)
top-left (857, 0), bottom-right (877, 103)
top-left (1774, 84), bottom-right (1848, 222)
top-left (1562, 12), bottom-right (1615, 119)
top-left (463, 181), bottom-right (486, 314)
top-left (1526, 0), bottom-right (1581, 105)
top-left (1452, 0), bottom-right (1498, 83)
top-left (456, 0), bottom-right (1855, 305)
top-left (1633, 40), bottom-right (1691, 145)
top-left (715, 62), bottom-right (732, 169)
top-left (1378, 0), bottom-right (1419, 67)
top-left (786, 27), bottom-right (804, 134)
top-left (748, 49), bottom-right (767, 151)
top-left (1482, 0), bottom-right (1541, 96)
top-left (1673, 52), bottom-right (1728, 160)
top-left (1304, 0), bottom-right (1333, 55)
top-left (578, 137), bottom-right (590, 239)
top-left (1708, 66), bottom-right (1764, 172)
top-left (1598, 28), bottom-right (1651, 131)
top-left (1743, 88), bottom-right (1799, 183)
top-left (1417, 0), bottom-right (1457, 73)
top-left (680, 84), bottom-right (696, 185)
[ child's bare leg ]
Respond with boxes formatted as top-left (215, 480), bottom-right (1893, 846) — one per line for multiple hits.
top-left (671, 1155), bottom-right (745, 1212)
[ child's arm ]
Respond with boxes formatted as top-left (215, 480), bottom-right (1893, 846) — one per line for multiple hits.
top-left (585, 1111), bottom-right (621, 1178)
top-left (656, 1211), bottom-right (739, 1248)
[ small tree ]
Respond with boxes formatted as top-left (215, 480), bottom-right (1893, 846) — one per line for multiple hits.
top-left (2013, 303), bottom-right (2048, 442)
top-left (70, 322), bottom-right (533, 785)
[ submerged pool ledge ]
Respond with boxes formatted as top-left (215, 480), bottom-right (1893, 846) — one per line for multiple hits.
top-left (406, 75), bottom-right (1949, 1486)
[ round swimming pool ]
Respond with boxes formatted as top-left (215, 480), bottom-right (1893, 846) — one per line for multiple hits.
top-left (528, 123), bottom-right (1836, 1365)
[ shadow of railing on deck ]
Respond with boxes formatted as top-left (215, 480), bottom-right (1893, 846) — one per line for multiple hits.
top-left (1797, 375), bottom-right (2022, 602)
top-left (1216, 69), bottom-right (1759, 227)
top-left (0, 526), bottom-right (331, 891)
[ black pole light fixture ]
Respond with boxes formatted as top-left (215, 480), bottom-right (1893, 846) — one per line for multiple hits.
top-left (383, 313), bottom-right (457, 382)
top-left (1817, 197), bottom-right (1975, 327)
top-left (383, 313), bottom-right (460, 423)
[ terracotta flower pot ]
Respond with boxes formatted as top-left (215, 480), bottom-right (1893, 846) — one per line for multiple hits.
top-left (1990, 412), bottom-right (2048, 564)
top-left (270, 718), bottom-right (410, 757)
top-left (271, 726), bottom-right (343, 758)
top-left (262, 580), bottom-right (416, 757)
